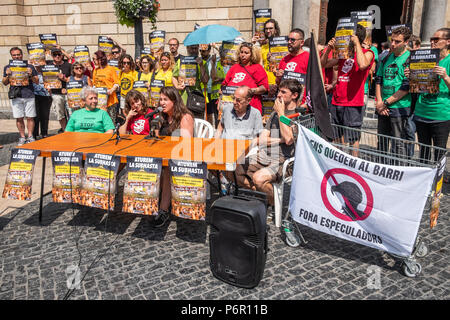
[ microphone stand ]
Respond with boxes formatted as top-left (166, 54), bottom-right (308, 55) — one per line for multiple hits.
top-left (144, 116), bottom-right (163, 141)
top-left (110, 121), bottom-right (131, 145)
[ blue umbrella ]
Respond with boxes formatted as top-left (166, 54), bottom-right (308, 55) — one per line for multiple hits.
top-left (183, 24), bottom-right (241, 46)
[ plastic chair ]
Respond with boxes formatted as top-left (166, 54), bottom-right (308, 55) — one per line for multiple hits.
top-left (194, 118), bottom-right (214, 138)
top-left (272, 157), bottom-right (295, 227)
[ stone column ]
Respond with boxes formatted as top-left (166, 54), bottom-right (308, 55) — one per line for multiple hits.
top-left (420, 0), bottom-right (447, 46)
top-left (292, 0), bottom-right (310, 35)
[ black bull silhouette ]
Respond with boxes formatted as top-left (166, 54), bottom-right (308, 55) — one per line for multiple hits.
top-left (330, 181), bottom-right (366, 221)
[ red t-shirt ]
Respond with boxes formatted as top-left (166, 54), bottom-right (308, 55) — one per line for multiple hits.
top-left (320, 49), bottom-right (334, 93)
top-left (222, 63), bottom-right (269, 114)
top-left (278, 51), bottom-right (309, 74)
top-left (332, 48), bottom-right (374, 107)
top-left (126, 109), bottom-right (154, 135)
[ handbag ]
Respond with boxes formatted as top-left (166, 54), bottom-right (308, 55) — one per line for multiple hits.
top-left (8, 86), bottom-right (21, 99)
top-left (186, 88), bottom-right (206, 115)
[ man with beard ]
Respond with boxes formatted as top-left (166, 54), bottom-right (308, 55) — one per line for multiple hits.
top-left (168, 38), bottom-right (183, 63)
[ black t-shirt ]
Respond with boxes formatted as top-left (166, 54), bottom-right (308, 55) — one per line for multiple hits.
top-left (174, 54), bottom-right (184, 64)
top-left (48, 60), bottom-right (71, 94)
top-left (3, 63), bottom-right (38, 99)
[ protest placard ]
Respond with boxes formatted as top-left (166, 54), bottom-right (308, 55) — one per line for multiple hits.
top-left (150, 79), bottom-right (164, 107)
top-left (51, 151), bottom-right (83, 204)
top-left (8, 60), bottom-right (29, 87)
top-left (41, 64), bottom-right (61, 90)
top-left (409, 48), bottom-right (440, 94)
top-left (26, 43), bottom-right (46, 67)
top-left (334, 18), bottom-right (357, 60)
top-left (67, 80), bottom-right (84, 109)
top-left (150, 30), bottom-right (166, 58)
top-left (98, 36), bottom-right (114, 54)
top-left (74, 45), bottom-right (90, 64)
top-left (269, 36), bottom-right (289, 72)
top-left (39, 33), bottom-right (57, 51)
top-left (179, 56), bottom-right (197, 87)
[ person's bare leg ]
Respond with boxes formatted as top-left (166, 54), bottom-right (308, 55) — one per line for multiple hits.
top-left (26, 117), bottom-right (35, 138)
top-left (59, 117), bottom-right (67, 131)
top-left (350, 140), bottom-right (360, 157)
top-left (235, 164), bottom-right (254, 189)
top-left (16, 118), bottom-right (26, 137)
top-left (252, 168), bottom-right (275, 206)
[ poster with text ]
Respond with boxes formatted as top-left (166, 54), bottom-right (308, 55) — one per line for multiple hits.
top-left (96, 87), bottom-right (108, 109)
top-left (350, 11), bottom-right (374, 32)
top-left (98, 36), bottom-right (114, 54)
top-left (2, 148), bottom-right (40, 201)
top-left (334, 18), bottom-right (356, 60)
top-left (67, 80), bottom-right (84, 109)
top-left (74, 45), bottom-right (90, 64)
top-left (262, 94), bottom-right (275, 123)
top-left (81, 153), bottom-right (120, 211)
top-left (254, 8), bottom-right (271, 36)
top-left (8, 60), bottom-right (29, 87)
top-left (169, 160), bottom-right (207, 221)
top-left (150, 79), bottom-right (164, 107)
top-left (385, 24), bottom-right (411, 43)
top-left (123, 156), bottom-right (162, 215)
top-left (26, 43), bottom-right (46, 67)
top-left (219, 85), bottom-right (238, 120)
top-left (42, 64), bottom-right (62, 90)
top-left (269, 36), bottom-right (289, 72)
top-left (180, 56), bottom-right (197, 87)
top-left (409, 48), bottom-right (440, 94)
top-left (150, 30), bottom-right (166, 58)
top-left (141, 47), bottom-right (152, 58)
top-left (281, 71), bottom-right (306, 85)
top-left (133, 80), bottom-right (150, 103)
top-left (221, 39), bottom-right (243, 66)
top-left (39, 33), bottom-right (57, 51)
top-left (51, 151), bottom-right (83, 204)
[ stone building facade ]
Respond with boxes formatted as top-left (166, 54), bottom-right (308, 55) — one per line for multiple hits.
top-left (0, 0), bottom-right (449, 70)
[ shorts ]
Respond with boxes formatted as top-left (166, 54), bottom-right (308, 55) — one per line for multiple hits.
top-left (51, 94), bottom-right (67, 120)
top-left (240, 154), bottom-right (284, 183)
top-left (10, 97), bottom-right (36, 118)
top-left (330, 104), bottom-right (363, 143)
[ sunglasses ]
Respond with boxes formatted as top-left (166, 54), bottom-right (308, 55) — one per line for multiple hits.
top-left (123, 61), bottom-right (131, 65)
top-left (74, 67), bottom-right (83, 70)
top-left (242, 42), bottom-right (253, 47)
top-left (288, 38), bottom-right (302, 43)
top-left (52, 52), bottom-right (62, 56)
top-left (430, 37), bottom-right (448, 43)
top-left (112, 51), bottom-right (120, 54)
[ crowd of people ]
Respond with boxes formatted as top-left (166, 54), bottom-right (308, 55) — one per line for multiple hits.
top-left (2, 19), bottom-right (449, 226)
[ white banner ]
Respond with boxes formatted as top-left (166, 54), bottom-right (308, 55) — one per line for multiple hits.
top-left (289, 125), bottom-right (437, 257)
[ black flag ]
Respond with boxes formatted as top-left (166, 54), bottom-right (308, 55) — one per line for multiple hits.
top-left (305, 32), bottom-right (334, 140)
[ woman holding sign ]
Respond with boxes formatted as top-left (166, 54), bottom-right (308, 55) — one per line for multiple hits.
top-left (154, 52), bottom-right (174, 87)
top-left (222, 42), bottom-right (268, 114)
top-left (410, 28), bottom-right (450, 162)
top-left (152, 87), bottom-right (194, 227)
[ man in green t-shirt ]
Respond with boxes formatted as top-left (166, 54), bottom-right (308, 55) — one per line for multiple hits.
top-left (65, 87), bottom-right (115, 134)
top-left (375, 26), bottom-right (412, 157)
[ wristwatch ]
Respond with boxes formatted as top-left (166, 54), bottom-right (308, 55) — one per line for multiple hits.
top-left (383, 99), bottom-right (390, 107)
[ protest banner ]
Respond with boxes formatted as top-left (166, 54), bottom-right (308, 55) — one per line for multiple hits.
top-left (81, 153), bottom-right (120, 211)
top-left (26, 43), bottom-right (46, 67)
top-left (334, 18), bottom-right (357, 60)
top-left (150, 30), bottom-right (166, 58)
top-left (133, 80), bottom-right (150, 103)
top-left (150, 79), bottom-right (164, 107)
top-left (123, 157), bottom-right (162, 215)
top-left (95, 87), bottom-right (108, 109)
top-left (409, 48), bottom-right (440, 94)
top-left (262, 94), bottom-right (275, 123)
top-left (350, 11), bottom-right (374, 32)
top-left (385, 24), bottom-right (412, 42)
top-left (179, 56), bottom-right (197, 87)
top-left (51, 151), bottom-right (83, 204)
top-left (39, 33), bottom-right (57, 51)
top-left (289, 125), bottom-right (437, 257)
top-left (98, 36), bottom-right (114, 54)
top-left (281, 71), bottom-right (306, 85)
top-left (66, 80), bottom-right (84, 109)
top-left (2, 148), bottom-right (40, 201)
top-left (269, 36), bottom-right (289, 72)
top-left (8, 60), bottom-right (29, 87)
top-left (221, 39), bottom-right (243, 66)
top-left (73, 45), bottom-right (90, 64)
top-left (41, 64), bottom-right (62, 90)
top-left (169, 160), bottom-right (207, 221)
top-left (254, 8), bottom-right (271, 37)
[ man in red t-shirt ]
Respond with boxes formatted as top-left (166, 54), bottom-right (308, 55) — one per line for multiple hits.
top-left (276, 28), bottom-right (309, 83)
top-left (320, 24), bottom-right (374, 155)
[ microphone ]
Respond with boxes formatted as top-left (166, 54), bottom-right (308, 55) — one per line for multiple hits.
top-left (145, 106), bottom-right (163, 119)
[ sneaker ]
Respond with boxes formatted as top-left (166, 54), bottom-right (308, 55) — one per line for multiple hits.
top-left (152, 209), bottom-right (170, 228)
top-left (18, 137), bottom-right (27, 146)
top-left (26, 136), bottom-right (35, 143)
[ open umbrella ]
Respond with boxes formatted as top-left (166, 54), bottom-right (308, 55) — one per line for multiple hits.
top-left (183, 24), bottom-right (241, 46)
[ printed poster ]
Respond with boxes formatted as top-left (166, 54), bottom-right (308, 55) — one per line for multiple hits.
top-left (409, 48), bottom-right (440, 94)
top-left (41, 64), bottom-right (62, 90)
top-left (350, 11), bottom-right (374, 32)
top-left (221, 39), bottom-right (243, 66)
top-left (26, 43), bottom-right (46, 67)
top-left (81, 153), bottom-right (120, 211)
top-left (179, 56), bottom-right (197, 87)
top-left (334, 18), bottom-right (357, 60)
top-left (262, 94), bottom-right (275, 123)
top-left (385, 24), bottom-right (411, 43)
top-left (282, 71), bottom-right (306, 85)
top-left (67, 80), bottom-right (84, 109)
top-left (269, 36), bottom-right (289, 72)
top-left (141, 47), bottom-right (152, 58)
top-left (8, 60), bottom-right (29, 87)
top-left (74, 45), bottom-right (90, 64)
top-left (133, 80), bottom-right (150, 103)
top-left (98, 36), bottom-right (114, 54)
top-left (51, 151), bottom-right (83, 204)
top-left (169, 160), bottom-right (207, 221)
top-left (289, 125), bottom-right (437, 257)
top-left (150, 79), bottom-right (164, 107)
top-left (150, 30), bottom-right (166, 58)
top-left (219, 85), bottom-right (238, 120)
top-left (39, 33), bottom-right (57, 51)
top-left (123, 157), bottom-right (162, 215)
top-left (254, 8), bottom-right (271, 36)
top-left (2, 148), bottom-right (40, 201)
top-left (96, 87), bottom-right (108, 109)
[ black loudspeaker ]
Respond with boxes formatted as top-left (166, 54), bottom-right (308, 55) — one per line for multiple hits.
top-left (208, 190), bottom-right (268, 288)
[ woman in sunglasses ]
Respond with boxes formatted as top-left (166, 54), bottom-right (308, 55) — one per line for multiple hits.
top-left (118, 54), bottom-right (138, 111)
top-left (221, 42), bottom-right (268, 114)
top-left (66, 62), bottom-right (93, 117)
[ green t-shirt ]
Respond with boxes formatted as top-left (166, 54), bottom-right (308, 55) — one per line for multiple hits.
top-left (376, 50), bottom-right (411, 109)
top-left (414, 54), bottom-right (450, 121)
top-left (65, 108), bottom-right (115, 133)
top-left (364, 45), bottom-right (379, 94)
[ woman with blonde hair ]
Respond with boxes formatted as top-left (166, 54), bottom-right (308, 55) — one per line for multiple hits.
top-left (154, 52), bottom-right (175, 87)
top-left (221, 42), bottom-right (268, 114)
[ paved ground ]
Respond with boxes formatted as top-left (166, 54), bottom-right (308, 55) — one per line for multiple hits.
top-left (0, 117), bottom-right (449, 301)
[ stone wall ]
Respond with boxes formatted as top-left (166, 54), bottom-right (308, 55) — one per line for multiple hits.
top-left (0, 0), bottom-right (254, 70)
